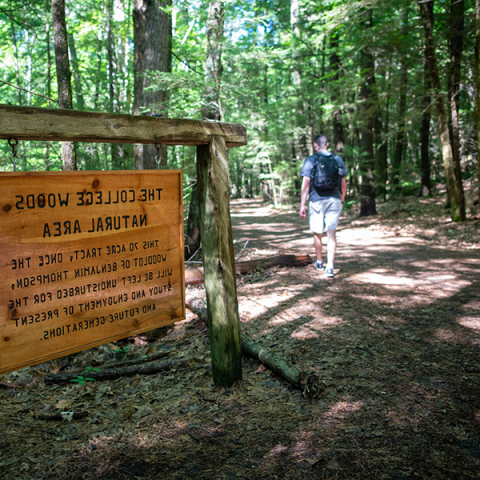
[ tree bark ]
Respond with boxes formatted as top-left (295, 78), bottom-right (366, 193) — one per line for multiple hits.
top-left (185, 184), bottom-right (201, 259)
top-left (203, 0), bottom-right (224, 121)
top-left (142, 0), bottom-right (172, 169)
top-left (477, 0), bottom-right (480, 207)
top-left (420, 36), bottom-right (432, 196)
top-left (391, 9), bottom-right (409, 194)
top-left (67, 32), bottom-right (85, 110)
top-left (196, 136), bottom-right (242, 387)
top-left (106, 0), bottom-right (125, 169)
top-left (418, 0), bottom-right (461, 221)
top-left (447, 0), bottom-right (466, 219)
top-left (359, 10), bottom-right (377, 217)
top-left (52, 0), bottom-right (77, 171)
top-left (133, 0), bottom-right (146, 169)
top-left (330, 31), bottom-right (345, 154)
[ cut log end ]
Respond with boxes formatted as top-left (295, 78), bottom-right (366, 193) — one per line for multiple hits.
top-left (298, 371), bottom-right (326, 400)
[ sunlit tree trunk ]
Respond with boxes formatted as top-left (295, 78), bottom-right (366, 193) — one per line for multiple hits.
top-left (359, 10), bottom-right (377, 217)
top-left (203, 0), bottom-right (224, 121)
top-left (330, 31), bottom-right (345, 154)
top-left (448, 0), bottom-right (466, 219)
top-left (419, 0), bottom-right (461, 221)
top-left (52, 0), bottom-right (77, 171)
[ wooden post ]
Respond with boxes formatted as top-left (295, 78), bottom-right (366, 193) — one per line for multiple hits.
top-left (196, 135), bottom-right (242, 387)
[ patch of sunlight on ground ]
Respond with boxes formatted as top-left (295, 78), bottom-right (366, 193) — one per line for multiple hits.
top-left (457, 317), bottom-right (480, 331)
top-left (324, 400), bottom-right (364, 419)
top-left (348, 271), bottom-right (471, 297)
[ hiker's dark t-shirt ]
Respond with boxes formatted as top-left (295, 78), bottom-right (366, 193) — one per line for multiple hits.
top-left (300, 151), bottom-right (347, 202)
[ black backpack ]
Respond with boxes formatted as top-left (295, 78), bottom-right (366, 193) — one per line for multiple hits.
top-left (310, 152), bottom-right (340, 190)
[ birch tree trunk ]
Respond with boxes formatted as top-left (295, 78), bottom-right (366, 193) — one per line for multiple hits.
top-left (418, 0), bottom-right (461, 221)
top-left (52, 0), bottom-right (77, 171)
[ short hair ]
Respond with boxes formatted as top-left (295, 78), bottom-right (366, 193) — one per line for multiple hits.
top-left (313, 135), bottom-right (328, 148)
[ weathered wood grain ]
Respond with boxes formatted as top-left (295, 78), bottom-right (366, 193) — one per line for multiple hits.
top-left (196, 136), bottom-right (242, 387)
top-left (0, 170), bottom-right (185, 375)
top-left (0, 104), bottom-right (247, 148)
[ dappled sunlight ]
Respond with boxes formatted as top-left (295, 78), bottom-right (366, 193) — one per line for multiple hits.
top-left (290, 325), bottom-right (320, 339)
top-left (323, 400), bottom-right (364, 420)
top-left (269, 444), bottom-right (288, 456)
top-left (457, 317), bottom-right (480, 331)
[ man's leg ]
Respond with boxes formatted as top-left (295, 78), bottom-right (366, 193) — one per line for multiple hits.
top-left (314, 233), bottom-right (323, 262)
top-left (326, 229), bottom-right (337, 269)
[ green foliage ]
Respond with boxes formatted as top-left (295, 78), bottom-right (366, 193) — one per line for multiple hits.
top-left (70, 367), bottom-right (101, 385)
top-left (0, 0), bottom-right (477, 207)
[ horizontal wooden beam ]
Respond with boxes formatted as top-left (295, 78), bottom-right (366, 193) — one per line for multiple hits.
top-left (0, 104), bottom-right (247, 148)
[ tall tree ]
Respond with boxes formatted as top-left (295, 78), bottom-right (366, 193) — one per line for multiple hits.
top-left (391, 9), bottom-right (409, 194)
top-left (418, 0), bottom-right (461, 221)
top-left (67, 32), bottom-right (85, 110)
top-left (143, 0), bottom-right (172, 169)
top-left (420, 45), bottom-right (432, 196)
top-left (477, 0), bottom-right (480, 207)
top-left (186, 0), bottom-right (225, 259)
top-left (52, 0), bottom-right (77, 171)
top-left (133, 0), bottom-right (146, 169)
top-left (358, 9), bottom-right (377, 217)
top-left (447, 0), bottom-right (466, 219)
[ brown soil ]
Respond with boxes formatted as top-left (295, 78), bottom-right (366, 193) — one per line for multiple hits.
top-left (2, 196), bottom-right (480, 479)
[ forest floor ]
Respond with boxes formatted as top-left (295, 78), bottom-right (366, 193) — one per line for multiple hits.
top-left (2, 195), bottom-right (480, 479)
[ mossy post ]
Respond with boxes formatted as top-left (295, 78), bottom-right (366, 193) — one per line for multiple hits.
top-left (196, 135), bottom-right (242, 387)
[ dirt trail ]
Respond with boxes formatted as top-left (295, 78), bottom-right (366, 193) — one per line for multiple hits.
top-left (2, 197), bottom-right (480, 479)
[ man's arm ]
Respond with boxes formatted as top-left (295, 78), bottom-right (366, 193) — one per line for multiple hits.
top-left (299, 176), bottom-right (310, 218)
top-left (340, 176), bottom-right (347, 203)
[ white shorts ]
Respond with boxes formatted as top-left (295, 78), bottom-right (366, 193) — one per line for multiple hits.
top-left (309, 198), bottom-right (343, 234)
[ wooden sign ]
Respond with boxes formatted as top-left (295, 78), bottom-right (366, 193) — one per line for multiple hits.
top-left (0, 170), bottom-right (185, 374)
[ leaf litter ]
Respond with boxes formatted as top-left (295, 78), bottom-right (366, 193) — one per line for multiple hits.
top-left (1, 196), bottom-right (480, 479)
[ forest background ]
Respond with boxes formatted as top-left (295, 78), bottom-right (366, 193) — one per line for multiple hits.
top-left (0, 0), bottom-right (479, 229)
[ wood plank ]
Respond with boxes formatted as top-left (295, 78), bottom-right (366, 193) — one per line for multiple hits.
top-left (196, 136), bottom-right (242, 387)
top-left (0, 170), bottom-right (185, 375)
top-left (0, 104), bottom-right (247, 148)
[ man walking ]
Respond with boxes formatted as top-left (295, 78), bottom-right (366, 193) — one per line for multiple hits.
top-left (299, 135), bottom-right (347, 278)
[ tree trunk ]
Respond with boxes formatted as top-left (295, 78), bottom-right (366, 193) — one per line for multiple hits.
top-left (359, 10), bottom-right (377, 217)
top-left (391, 10), bottom-right (409, 194)
top-left (196, 136), bottom-right (242, 387)
top-left (420, 39), bottom-right (432, 196)
top-left (52, 0), bottom-right (77, 171)
top-left (185, 184), bottom-right (201, 259)
top-left (330, 31), bottom-right (345, 154)
top-left (106, 0), bottom-right (124, 169)
top-left (418, 0), bottom-right (461, 221)
top-left (203, 0), bottom-right (224, 121)
top-left (133, 0), bottom-right (146, 169)
top-left (67, 32), bottom-right (85, 110)
top-left (375, 108), bottom-right (388, 201)
top-left (447, 0), bottom-right (466, 219)
top-left (9, 14), bottom-right (22, 106)
top-left (477, 0), bottom-right (480, 208)
top-left (142, 0), bottom-right (172, 169)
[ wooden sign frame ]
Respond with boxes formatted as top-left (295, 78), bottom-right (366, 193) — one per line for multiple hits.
top-left (0, 170), bottom-right (185, 374)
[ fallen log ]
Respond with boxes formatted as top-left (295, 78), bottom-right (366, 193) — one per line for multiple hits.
top-left (185, 254), bottom-right (312, 286)
top-left (186, 296), bottom-right (324, 399)
top-left (45, 358), bottom-right (190, 384)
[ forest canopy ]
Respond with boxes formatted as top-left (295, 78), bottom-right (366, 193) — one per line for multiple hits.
top-left (0, 0), bottom-right (479, 221)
